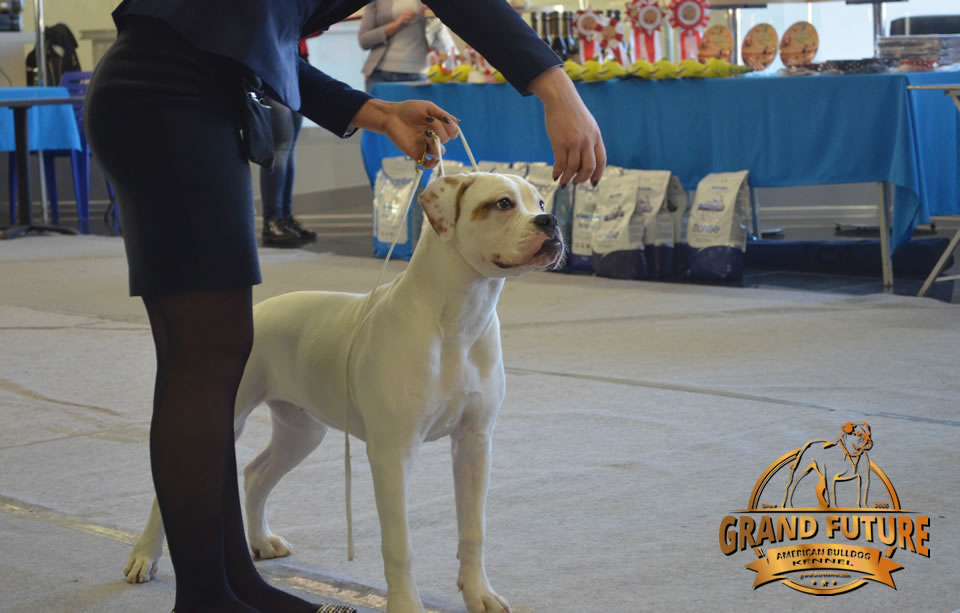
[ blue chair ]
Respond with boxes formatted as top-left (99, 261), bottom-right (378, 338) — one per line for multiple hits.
top-left (7, 71), bottom-right (119, 234)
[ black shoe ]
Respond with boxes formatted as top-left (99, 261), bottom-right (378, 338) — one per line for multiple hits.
top-left (262, 218), bottom-right (304, 246)
top-left (280, 215), bottom-right (317, 242)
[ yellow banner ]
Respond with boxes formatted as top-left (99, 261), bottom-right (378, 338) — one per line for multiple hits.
top-left (746, 545), bottom-right (903, 589)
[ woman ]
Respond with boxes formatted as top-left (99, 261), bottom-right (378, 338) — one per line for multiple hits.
top-left (358, 0), bottom-right (455, 93)
top-left (85, 1), bottom-right (604, 612)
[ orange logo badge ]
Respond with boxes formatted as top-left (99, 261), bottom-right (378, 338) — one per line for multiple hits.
top-left (719, 423), bottom-right (931, 595)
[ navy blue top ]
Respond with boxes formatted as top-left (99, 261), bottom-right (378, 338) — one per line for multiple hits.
top-left (113, 0), bottom-right (561, 138)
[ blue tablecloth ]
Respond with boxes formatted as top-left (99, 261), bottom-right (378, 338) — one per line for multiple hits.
top-left (362, 71), bottom-right (960, 252)
top-left (0, 86), bottom-right (82, 152)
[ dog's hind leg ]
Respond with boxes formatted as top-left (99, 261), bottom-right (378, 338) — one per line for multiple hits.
top-left (244, 399), bottom-right (328, 559)
top-left (123, 497), bottom-right (165, 583)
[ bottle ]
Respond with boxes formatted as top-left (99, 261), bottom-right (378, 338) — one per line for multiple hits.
top-left (549, 13), bottom-right (568, 60)
top-left (539, 12), bottom-right (552, 47)
top-left (565, 12), bottom-right (579, 60)
top-left (530, 12), bottom-right (539, 38)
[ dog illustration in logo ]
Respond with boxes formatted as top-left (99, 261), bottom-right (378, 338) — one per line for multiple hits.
top-left (781, 422), bottom-right (873, 509)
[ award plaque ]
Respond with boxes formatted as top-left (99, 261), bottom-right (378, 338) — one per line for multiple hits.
top-left (779, 21), bottom-right (818, 67)
top-left (698, 24), bottom-right (733, 62)
top-left (742, 23), bottom-right (778, 71)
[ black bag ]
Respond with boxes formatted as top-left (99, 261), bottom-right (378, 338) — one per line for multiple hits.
top-left (239, 74), bottom-right (275, 170)
top-left (26, 23), bottom-right (81, 86)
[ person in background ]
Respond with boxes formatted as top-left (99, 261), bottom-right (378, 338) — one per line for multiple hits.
top-left (359, 0), bottom-right (455, 93)
top-left (260, 36), bottom-right (319, 246)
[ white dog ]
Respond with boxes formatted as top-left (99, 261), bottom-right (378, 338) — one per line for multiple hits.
top-left (124, 172), bottom-right (565, 613)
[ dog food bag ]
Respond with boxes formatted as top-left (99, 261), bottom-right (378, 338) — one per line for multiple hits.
top-left (569, 181), bottom-right (607, 273)
top-left (620, 170), bottom-right (674, 279)
top-left (427, 160), bottom-right (467, 184)
top-left (525, 163), bottom-right (571, 272)
top-left (666, 176), bottom-right (690, 279)
top-left (684, 170), bottom-right (751, 281)
top-left (590, 172), bottom-right (651, 279)
top-left (372, 156), bottom-right (425, 260)
top-left (508, 162), bottom-right (529, 178)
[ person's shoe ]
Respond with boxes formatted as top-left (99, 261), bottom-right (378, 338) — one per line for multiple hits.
top-left (280, 215), bottom-right (317, 242)
top-left (262, 218), bottom-right (304, 246)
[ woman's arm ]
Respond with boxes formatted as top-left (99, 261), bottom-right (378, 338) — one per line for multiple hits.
top-left (358, 3), bottom-right (423, 50)
top-left (422, 0), bottom-right (605, 185)
top-left (357, 4), bottom-right (389, 50)
top-left (296, 57), bottom-right (458, 168)
top-left (297, 57), bottom-right (373, 136)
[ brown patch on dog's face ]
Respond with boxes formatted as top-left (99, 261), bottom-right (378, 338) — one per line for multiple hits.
top-left (454, 178), bottom-right (474, 224)
top-left (471, 204), bottom-right (492, 222)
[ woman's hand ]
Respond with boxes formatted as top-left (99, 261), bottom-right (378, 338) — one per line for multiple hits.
top-left (351, 99), bottom-right (459, 168)
top-left (527, 66), bottom-right (606, 186)
top-left (385, 8), bottom-right (424, 38)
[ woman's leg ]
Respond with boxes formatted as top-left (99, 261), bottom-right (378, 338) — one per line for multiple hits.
top-left (144, 288), bottom-right (317, 613)
top-left (143, 288), bottom-right (258, 613)
top-left (280, 109), bottom-right (304, 220)
top-left (261, 98), bottom-right (296, 222)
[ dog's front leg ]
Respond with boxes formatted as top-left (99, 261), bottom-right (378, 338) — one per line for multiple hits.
top-left (452, 429), bottom-right (510, 613)
top-left (367, 437), bottom-right (424, 613)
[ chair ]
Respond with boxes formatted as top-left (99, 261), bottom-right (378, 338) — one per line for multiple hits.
top-left (7, 71), bottom-right (119, 234)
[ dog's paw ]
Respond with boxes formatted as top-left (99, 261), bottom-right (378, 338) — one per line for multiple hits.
top-left (123, 551), bottom-right (159, 584)
top-left (458, 579), bottom-right (510, 613)
top-left (250, 534), bottom-right (294, 559)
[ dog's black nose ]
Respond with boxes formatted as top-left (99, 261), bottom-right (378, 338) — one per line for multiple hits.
top-left (534, 214), bottom-right (557, 231)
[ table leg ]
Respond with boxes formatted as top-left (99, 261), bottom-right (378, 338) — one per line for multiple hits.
top-left (877, 181), bottom-right (893, 289)
top-left (0, 106), bottom-right (78, 240)
top-left (749, 186), bottom-right (760, 239)
top-left (917, 228), bottom-right (960, 297)
top-left (13, 106), bottom-right (31, 226)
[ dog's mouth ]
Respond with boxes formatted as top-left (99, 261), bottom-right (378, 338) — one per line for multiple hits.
top-left (535, 238), bottom-right (563, 257)
top-left (493, 237), bottom-right (564, 270)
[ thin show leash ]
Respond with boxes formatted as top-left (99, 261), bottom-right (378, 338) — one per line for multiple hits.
top-left (342, 124), bottom-right (479, 561)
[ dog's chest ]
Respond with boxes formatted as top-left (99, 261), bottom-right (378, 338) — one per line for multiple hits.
top-left (422, 340), bottom-right (503, 441)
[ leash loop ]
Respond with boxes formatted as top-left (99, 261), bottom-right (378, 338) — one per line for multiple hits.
top-left (342, 123), bottom-right (476, 560)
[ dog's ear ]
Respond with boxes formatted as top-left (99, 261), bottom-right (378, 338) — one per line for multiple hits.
top-left (841, 422), bottom-right (855, 435)
top-left (419, 175), bottom-right (475, 241)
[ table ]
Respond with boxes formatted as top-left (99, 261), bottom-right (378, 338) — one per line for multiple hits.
top-left (361, 71), bottom-right (960, 287)
top-left (910, 84), bottom-right (960, 297)
top-left (0, 87), bottom-right (83, 239)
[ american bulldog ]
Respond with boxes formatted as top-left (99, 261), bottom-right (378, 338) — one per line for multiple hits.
top-left (124, 171), bottom-right (565, 613)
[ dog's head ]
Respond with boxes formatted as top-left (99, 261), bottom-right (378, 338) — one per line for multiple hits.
top-left (418, 172), bottom-right (565, 277)
top-left (840, 422), bottom-right (873, 453)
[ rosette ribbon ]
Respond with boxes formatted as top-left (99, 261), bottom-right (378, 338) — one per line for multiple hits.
top-left (668, 0), bottom-right (710, 60)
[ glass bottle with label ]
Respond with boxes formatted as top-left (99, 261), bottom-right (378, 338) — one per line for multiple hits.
top-left (565, 12), bottom-right (579, 60)
top-left (549, 12), bottom-right (568, 60)
top-left (540, 12), bottom-right (552, 47)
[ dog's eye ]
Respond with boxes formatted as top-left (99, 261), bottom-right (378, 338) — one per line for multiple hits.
top-left (494, 198), bottom-right (513, 210)
top-left (539, 200), bottom-right (545, 212)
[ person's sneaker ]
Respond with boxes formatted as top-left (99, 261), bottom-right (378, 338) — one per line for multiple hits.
top-left (280, 216), bottom-right (317, 242)
top-left (262, 218), bottom-right (304, 246)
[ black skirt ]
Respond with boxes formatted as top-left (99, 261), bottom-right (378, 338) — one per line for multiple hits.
top-left (85, 17), bottom-right (261, 297)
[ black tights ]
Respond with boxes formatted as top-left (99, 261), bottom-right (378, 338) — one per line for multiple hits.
top-left (143, 288), bottom-right (316, 613)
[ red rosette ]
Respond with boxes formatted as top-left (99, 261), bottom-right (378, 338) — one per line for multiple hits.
top-left (668, 0), bottom-right (710, 60)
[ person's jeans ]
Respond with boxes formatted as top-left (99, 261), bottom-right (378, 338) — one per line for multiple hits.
top-left (259, 96), bottom-right (303, 221)
top-left (365, 69), bottom-right (425, 94)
